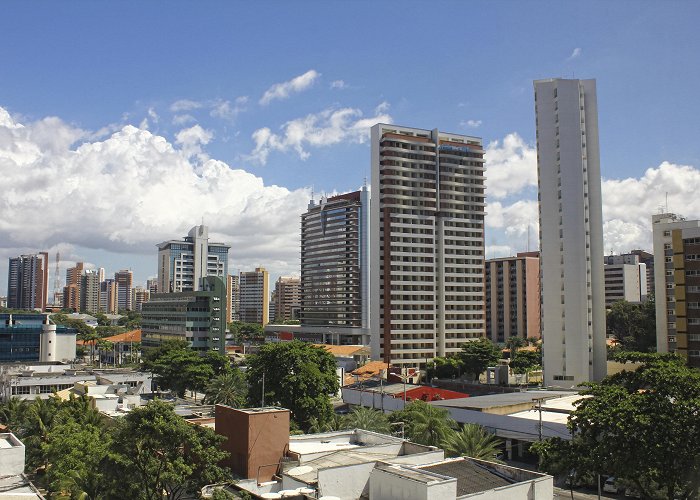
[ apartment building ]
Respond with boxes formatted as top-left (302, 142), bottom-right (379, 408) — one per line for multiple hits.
top-left (100, 278), bottom-right (117, 314)
top-left (63, 262), bottom-right (85, 311)
top-left (239, 268), bottom-right (270, 326)
top-left (80, 269), bottom-right (100, 313)
top-left (370, 123), bottom-right (486, 367)
top-left (7, 252), bottom-right (49, 311)
top-left (652, 213), bottom-right (700, 360)
top-left (272, 276), bottom-right (301, 322)
top-left (535, 78), bottom-right (606, 386)
top-left (485, 252), bottom-right (540, 343)
top-left (157, 225), bottom-right (230, 293)
top-left (603, 254), bottom-right (647, 307)
top-left (115, 270), bottom-right (133, 311)
top-left (226, 274), bottom-right (240, 323)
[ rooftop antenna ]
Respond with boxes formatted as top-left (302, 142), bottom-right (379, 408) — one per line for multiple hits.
top-left (53, 251), bottom-right (61, 299)
top-left (310, 185), bottom-right (315, 202)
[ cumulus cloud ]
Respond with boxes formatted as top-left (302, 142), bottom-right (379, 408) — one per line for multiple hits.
top-left (259, 70), bottom-right (320, 105)
top-left (169, 97), bottom-right (248, 123)
top-left (460, 119), bottom-right (482, 128)
top-left (485, 133), bottom-right (538, 199)
top-left (567, 47), bottom-right (582, 60)
top-left (175, 124), bottom-right (214, 160)
top-left (248, 104), bottom-right (392, 164)
top-left (0, 106), bottom-right (309, 280)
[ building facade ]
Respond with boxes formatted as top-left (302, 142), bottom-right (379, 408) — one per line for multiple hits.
top-left (63, 262), bottom-right (84, 311)
top-left (271, 276), bottom-right (301, 322)
top-left (80, 269), bottom-right (100, 313)
top-left (132, 287), bottom-right (150, 312)
top-left (226, 274), bottom-right (240, 323)
top-left (7, 253), bottom-right (49, 311)
top-left (370, 124), bottom-right (486, 367)
top-left (535, 78), bottom-right (606, 386)
top-left (157, 225), bottom-right (230, 293)
top-left (485, 252), bottom-right (540, 344)
top-left (0, 314), bottom-right (76, 363)
top-left (652, 213), bottom-right (700, 360)
top-left (239, 268), bottom-right (269, 326)
top-left (141, 275), bottom-right (226, 352)
top-left (115, 270), bottom-right (133, 311)
top-left (99, 279), bottom-right (117, 314)
top-left (603, 254), bottom-right (647, 307)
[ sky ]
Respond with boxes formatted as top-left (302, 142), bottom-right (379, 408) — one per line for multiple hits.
top-left (1, 1), bottom-right (699, 294)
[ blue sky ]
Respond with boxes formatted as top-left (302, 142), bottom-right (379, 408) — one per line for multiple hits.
top-left (1, 1), bottom-right (699, 293)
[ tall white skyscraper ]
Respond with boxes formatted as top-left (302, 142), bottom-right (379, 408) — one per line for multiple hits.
top-left (370, 123), bottom-right (486, 367)
top-left (534, 78), bottom-right (606, 386)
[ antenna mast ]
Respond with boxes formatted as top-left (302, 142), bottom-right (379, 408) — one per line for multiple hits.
top-left (53, 251), bottom-right (61, 302)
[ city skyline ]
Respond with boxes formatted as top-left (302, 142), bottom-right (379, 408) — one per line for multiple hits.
top-left (1, 2), bottom-right (700, 291)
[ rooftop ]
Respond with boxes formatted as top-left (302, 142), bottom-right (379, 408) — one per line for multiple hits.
top-left (431, 390), bottom-right (578, 412)
top-left (419, 459), bottom-right (512, 495)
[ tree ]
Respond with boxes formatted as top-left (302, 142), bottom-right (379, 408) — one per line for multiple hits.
top-left (228, 321), bottom-right (265, 342)
top-left (459, 338), bottom-right (501, 380)
top-left (109, 400), bottom-right (230, 500)
top-left (509, 349), bottom-right (541, 374)
top-left (426, 356), bottom-right (462, 380)
top-left (204, 369), bottom-right (247, 407)
top-left (94, 312), bottom-right (111, 326)
top-left (606, 298), bottom-right (656, 352)
top-left (246, 341), bottom-right (338, 430)
top-left (442, 424), bottom-right (502, 462)
top-left (344, 406), bottom-right (391, 434)
top-left (149, 347), bottom-right (215, 397)
top-left (505, 336), bottom-right (526, 356)
top-left (533, 354), bottom-right (700, 499)
top-left (96, 339), bottom-right (114, 366)
top-left (389, 400), bottom-right (456, 446)
top-left (0, 397), bottom-right (30, 434)
top-left (308, 413), bottom-right (348, 433)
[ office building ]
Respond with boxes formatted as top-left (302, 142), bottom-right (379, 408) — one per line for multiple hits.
top-left (239, 268), bottom-right (269, 326)
top-left (630, 249), bottom-right (655, 300)
top-left (299, 188), bottom-right (371, 345)
top-left (7, 253), bottom-right (49, 311)
top-left (132, 287), bottom-right (150, 312)
top-left (115, 270), bottom-right (133, 311)
top-left (603, 254), bottom-right (647, 307)
top-left (652, 213), bottom-right (700, 360)
top-left (141, 275), bottom-right (226, 352)
top-left (157, 225), bottom-right (230, 293)
top-left (0, 313), bottom-right (76, 363)
top-left (534, 78), bottom-right (606, 386)
top-left (485, 252), bottom-right (540, 343)
top-left (226, 274), bottom-right (240, 323)
top-left (370, 123), bottom-right (486, 367)
top-left (99, 279), bottom-right (117, 314)
top-left (63, 262), bottom-right (84, 311)
top-left (80, 269), bottom-right (100, 313)
top-left (271, 276), bottom-right (301, 322)
top-left (146, 278), bottom-right (158, 295)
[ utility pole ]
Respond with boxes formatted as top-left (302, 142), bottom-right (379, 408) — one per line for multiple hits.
top-left (261, 371), bottom-right (265, 408)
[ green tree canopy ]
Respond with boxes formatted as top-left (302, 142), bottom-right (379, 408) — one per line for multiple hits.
top-left (344, 406), bottom-right (391, 434)
top-left (442, 423), bottom-right (502, 461)
top-left (389, 400), bottom-right (456, 446)
top-left (509, 349), bottom-right (541, 374)
top-left (246, 341), bottom-right (338, 430)
top-left (459, 338), bottom-right (501, 380)
top-left (606, 297), bottom-right (656, 352)
top-left (505, 336), bottom-right (526, 355)
top-left (204, 369), bottom-right (248, 408)
top-left (148, 347), bottom-right (215, 397)
top-left (426, 356), bottom-right (462, 380)
top-left (532, 354), bottom-right (700, 499)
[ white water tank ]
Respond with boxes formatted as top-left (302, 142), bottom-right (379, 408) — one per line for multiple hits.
top-left (39, 314), bottom-right (57, 362)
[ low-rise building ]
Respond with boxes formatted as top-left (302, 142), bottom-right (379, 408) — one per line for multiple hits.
top-left (0, 432), bottom-right (44, 498)
top-left (0, 313), bottom-right (76, 363)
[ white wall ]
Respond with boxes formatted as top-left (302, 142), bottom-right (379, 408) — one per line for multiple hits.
top-left (0, 433), bottom-right (25, 475)
top-left (318, 461), bottom-right (377, 500)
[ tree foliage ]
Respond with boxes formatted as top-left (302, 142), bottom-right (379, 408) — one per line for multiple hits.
top-left (344, 406), bottom-right (391, 434)
top-left (227, 321), bottom-right (264, 343)
top-left (532, 355), bottom-right (700, 499)
top-left (509, 349), bottom-right (541, 374)
top-left (426, 356), bottom-right (462, 380)
top-left (459, 338), bottom-right (502, 380)
top-left (204, 369), bottom-right (248, 407)
top-left (442, 423), bottom-right (502, 462)
top-left (246, 341), bottom-right (338, 430)
top-left (389, 400), bottom-right (456, 446)
top-left (606, 297), bottom-right (656, 352)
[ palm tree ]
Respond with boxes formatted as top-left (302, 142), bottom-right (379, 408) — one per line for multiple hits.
top-left (401, 400), bottom-right (456, 447)
top-left (0, 397), bottom-right (30, 433)
top-left (203, 370), bottom-right (247, 407)
top-left (345, 406), bottom-right (391, 434)
top-left (441, 424), bottom-right (503, 462)
top-left (307, 413), bottom-right (349, 433)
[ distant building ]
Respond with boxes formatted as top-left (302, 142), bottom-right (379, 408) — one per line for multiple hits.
top-left (7, 252), bottom-right (49, 311)
top-left (157, 225), bottom-right (230, 293)
top-left (132, 287), bottom-right (150, 312)
top-left (630, 249), bottom-right (655, 298)
top-left (0, 296), bottom-right (6, 308)
top-left (0, 313), bottom-right (76, 363)
top-left (603, 254), bottom-right (647, 307)
top-left (146, 278), bottom-right (158, 295)
top-left (99, 278), bottom-right (117, 314)
top-left (63, 262), bottom-right (84, 311)
top-left (485, 252), bottom-right (540, 343)
top-left (80, 269), bottom-right (100, 313)
top-left (141, 276), bottom-right (226, 352)
top-left (226, 274), bottom-right (240, 323)
top-left (115, 270), bottom-right (133, 311)
top-left (535, 78), bottom-right (606, 386)
top-left (370, 124), bottom-right (486, 367)
top-left (239, 268), bottom-right (269, 326)
top-left (272, 276), bottom-right (301, 322)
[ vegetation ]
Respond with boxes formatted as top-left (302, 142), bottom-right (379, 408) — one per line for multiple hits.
top-left (117, 309), bottom-right (142, 330)
top-left (442, 423), bottom-right (502, 462)
top-left (389, 400), bottom-right (456, 446)
top-left (606, 297), bottom-right (656, 352)
top-left (532, 353), bottom-right (700, 499)
top-left (344, 406), bottom-right (391, 434)
top-left (246, 341), bottom-right (338, 430)
top-left (0, 396), bottom-right (230, 499)
top-left (509, 349), bottom-right (541, 374)
top-left (458, 338), bottom-right (502, 380)
top-left (426, 356), bottom-right (462, 380)
top-left (204, 369), bottom-right (248, 407)
top-left (227, 321), bottom-right (264, 343)
top-left (505, 336), bottom-right (526, 355)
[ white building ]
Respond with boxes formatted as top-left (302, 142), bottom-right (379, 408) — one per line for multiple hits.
top-left (534, 78), bottom-right (606, 387)
top-left (370, 124), bottom-right (486, 368)
top-left (157, 225), bottom-right (230, 293)
top-left (652, 213), bottom-right (700, 355)
top-left (0, 433), bottom-right (43, 498)
top-left (603, 254), bottom-right (647, 306)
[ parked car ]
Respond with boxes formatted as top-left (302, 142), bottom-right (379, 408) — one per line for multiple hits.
top-left (603, 477), bottom-right (620, 494)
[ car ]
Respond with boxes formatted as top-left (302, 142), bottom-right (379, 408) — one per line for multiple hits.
top-left (603, 477), bottom-right (620, 494)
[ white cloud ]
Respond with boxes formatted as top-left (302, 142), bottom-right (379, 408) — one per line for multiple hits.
top-left (147, 107), bottom-right (159, 124)
top-left (330, 80), bottom-right (347, 89)
top-left (567, 47), bottom-right (582, 60)
top-left (248, 105), bottom-right (392, 165)
top-left (0, 106), bottom-right (309, 280)
top-left (484, 133), bottom-right (538, 199)
top-left (259, 70), bottom-right (320, 105)
top-left (210, 96), bottom-right (248, 121)
top-left (169, 99), bottom-right (203, 112)
top-left (175, 124), bottom-right (214, 161)
top-left (172, 114), bottom-right (196, 126)
top-left (460, 119), bottom-right (482, 128)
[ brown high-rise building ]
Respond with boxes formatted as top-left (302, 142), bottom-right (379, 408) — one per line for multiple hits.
top-left (371, 124), bottom-right (486, 367)
top-left (226, 274), bottom-right (240, 323)
top-left (7, 252), bottom-right (49, 310)
top-left (485, 252), bottom-right (541, 343)
top-left (63, 262), bottom-right (85, 311)
top-left (272, 276), bottom-right (301, 322)
top-left (115, 270), bottom-right (133, 311)
top-left (239, 268), bottom-right (269, 325)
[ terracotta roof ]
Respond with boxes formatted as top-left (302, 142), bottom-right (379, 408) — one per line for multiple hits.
top-left (77, 329), bottom-right (141, 345)
top-left (351, 361), bottom-right (389, 377)
top-left (314, 344), bottom-right (370, 357)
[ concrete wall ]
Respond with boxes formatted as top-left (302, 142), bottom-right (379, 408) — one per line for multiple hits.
top-left (0, 433), bottom-right (25, 475)
top-left (458, 476), bottom-right (553, 499)
top-left (341, 387), bottom-right (406, 412)
top-left (369, 466), bottom-right (457, 500)
top-left (318, 461), bottom-right (377, 500)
